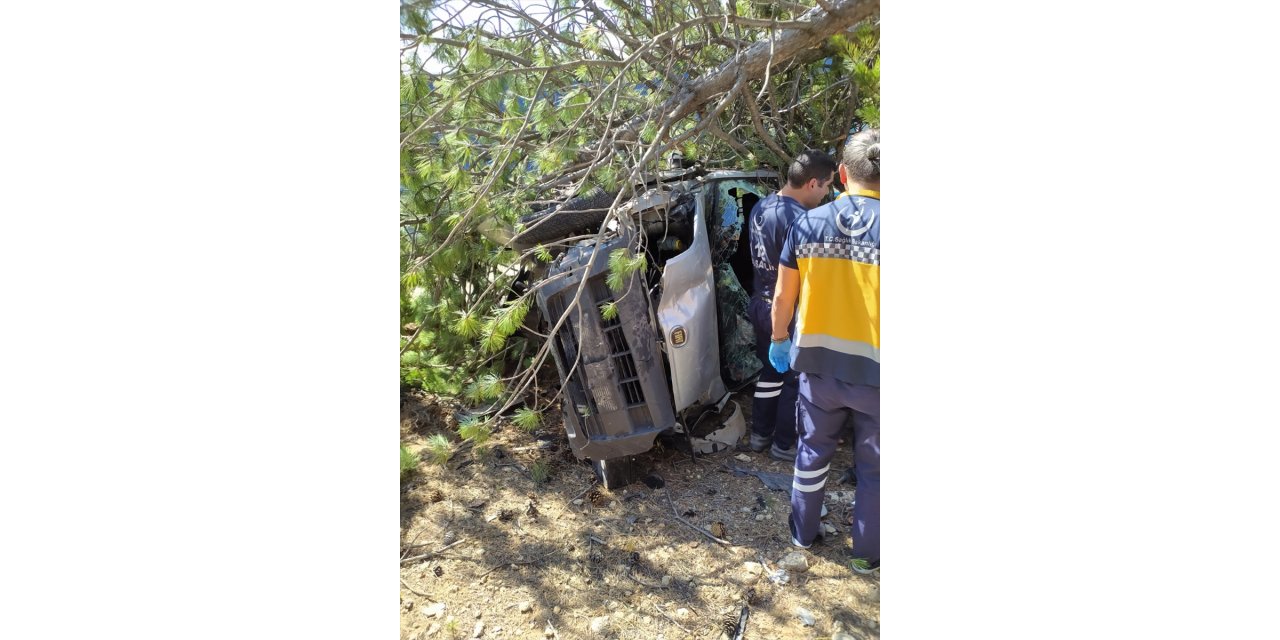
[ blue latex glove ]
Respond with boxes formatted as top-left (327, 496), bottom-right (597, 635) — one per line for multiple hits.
top-left (768, 338), bottom-right (792, 373)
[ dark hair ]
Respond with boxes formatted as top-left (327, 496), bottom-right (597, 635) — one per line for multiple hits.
top-left (786, 149), bottom-right (839, 188)
top-left (842, 128), bottom-right (879, 183)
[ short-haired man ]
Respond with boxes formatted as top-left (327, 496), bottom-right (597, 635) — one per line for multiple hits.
top-left (746, 149), bottom-right (838, 461)
top-left (769, 129), bottom-right (880, 572)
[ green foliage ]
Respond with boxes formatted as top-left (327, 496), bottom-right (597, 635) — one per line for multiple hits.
top-left (400, 443), bottom-right (420, 479)
top-left (464, 373), bottom-right (504, 403)
top-left (530, 459), bottom-right (551, 484)
top-left (426, 434), bottom-right (453, 465)
top-left (513, 407), bottom-right (541, 431)
top-left (451, 310), bottom-right (482, 339)
top-left (458, 417), bottom-right (492, 446)
top-left (599, 301), bottom-right (619, 322)
top-left (606, 248), bottom-right (647, 293)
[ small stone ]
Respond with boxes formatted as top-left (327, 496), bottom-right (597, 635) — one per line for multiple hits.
top-left (475, 610), bottom-right (483, 619)
top-left (660, 575), bottom-right (672, 587)
top-left (472, 620), bottom-right (484, 638)
top-left (544, 625), bottom-right (555, 638)
top-left (607, 600), bottom-right (619, 610)
top-left (796, 607), bottom-right (816, 626)
top-left (422, 602), bottom-right (446, 618)
top-left (674, 608), bottom-right (691, 621)
top-left (645, 518), bottom-right (653, 524)
top-left (404, 599), bottom-right (414, 611)
top-left (425, 622), bottom-right (440, 637)
top-left (609, 500), bottom-right (618, 508)
top-left (519, 601), bottom-right (532, 613)
top-left (778, 552), bottom-right (810, 573)
top-left (755, 514), bottom-right (766, 521)
top-left (740, 507), bottom-right (752, 513)
top-left (553, 606), bottom-right (561, 614)
top-left (572, 499), bottom-right (584, 506)
top-left (822, 523), bottom-right (838, 536)
top-left (589, 615), bottom-right (610, 634)
top-left (736, 454), bottom-right (752, 462)
top-left (743, 562), bottom-right (764, 577)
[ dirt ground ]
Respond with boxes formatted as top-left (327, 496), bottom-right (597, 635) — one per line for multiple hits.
top-left (400, 391), bottom-right (879, 640)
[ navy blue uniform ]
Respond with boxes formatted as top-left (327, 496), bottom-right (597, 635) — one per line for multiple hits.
top-left (746, 193), bottom-right (807, 453)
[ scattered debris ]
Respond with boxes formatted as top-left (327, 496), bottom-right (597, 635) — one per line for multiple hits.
top-left (519, 601), bottom-right (532, 613)
top-left (422, 603), bottom-right (446, 618)
top-left (722, 605), bottom-right (749, 639)
top-left (589, 615), bottom-right (610, 635)
top-left (796, 607), bottom-right (816, 627)
top-left (726, 462), bottom-right (794, 492)
top-left (472, 620), bottom-right (484, 638)
top-left (767, 569), bottom-right (790, 585)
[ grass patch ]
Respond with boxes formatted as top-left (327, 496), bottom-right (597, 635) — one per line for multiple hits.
top-left (530, 459), bottom-right (551, 483)
top-left (400, 443), bottom-right (419, 479)
top-left (426, 434), bottom-right (452, 465)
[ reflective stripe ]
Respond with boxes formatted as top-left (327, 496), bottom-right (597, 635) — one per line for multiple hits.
top-left (792, 464), bottom-right (830, 479)
top-left (754, 390), bottom-right (781, 399)
top-left (792, 479), bottom-right (826, 493)
top-left (794, 333), bottom-right (880, 362)
top-left (755, 380), bottom-right (784, 388)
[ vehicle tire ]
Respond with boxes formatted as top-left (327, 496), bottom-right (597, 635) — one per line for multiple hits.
top-left (591, 456), bottom-right (635, 490)
top-left (511, 189), bottom-right (620, 250)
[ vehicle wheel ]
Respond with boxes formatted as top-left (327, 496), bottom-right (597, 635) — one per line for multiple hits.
top-left (591, 456), bottom-right (635, 490)
top-left (511, 189), bottom-right (620, 250)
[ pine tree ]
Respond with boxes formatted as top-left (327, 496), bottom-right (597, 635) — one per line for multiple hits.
top-left (399, 0), bottom-right (879, 419)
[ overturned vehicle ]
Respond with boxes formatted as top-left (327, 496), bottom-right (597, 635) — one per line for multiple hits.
top-left (510, 167), bottom-right (780, 488)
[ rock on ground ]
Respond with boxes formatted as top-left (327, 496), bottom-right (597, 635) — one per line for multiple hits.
top-left (778, 552), bottom-right (810, 573)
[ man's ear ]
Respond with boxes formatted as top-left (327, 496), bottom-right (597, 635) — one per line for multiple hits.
top-left (839, 163), bottom-right (850, 186)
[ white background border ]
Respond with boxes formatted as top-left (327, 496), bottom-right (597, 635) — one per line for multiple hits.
top-left (2, 1), bottom-right (1278, 637)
